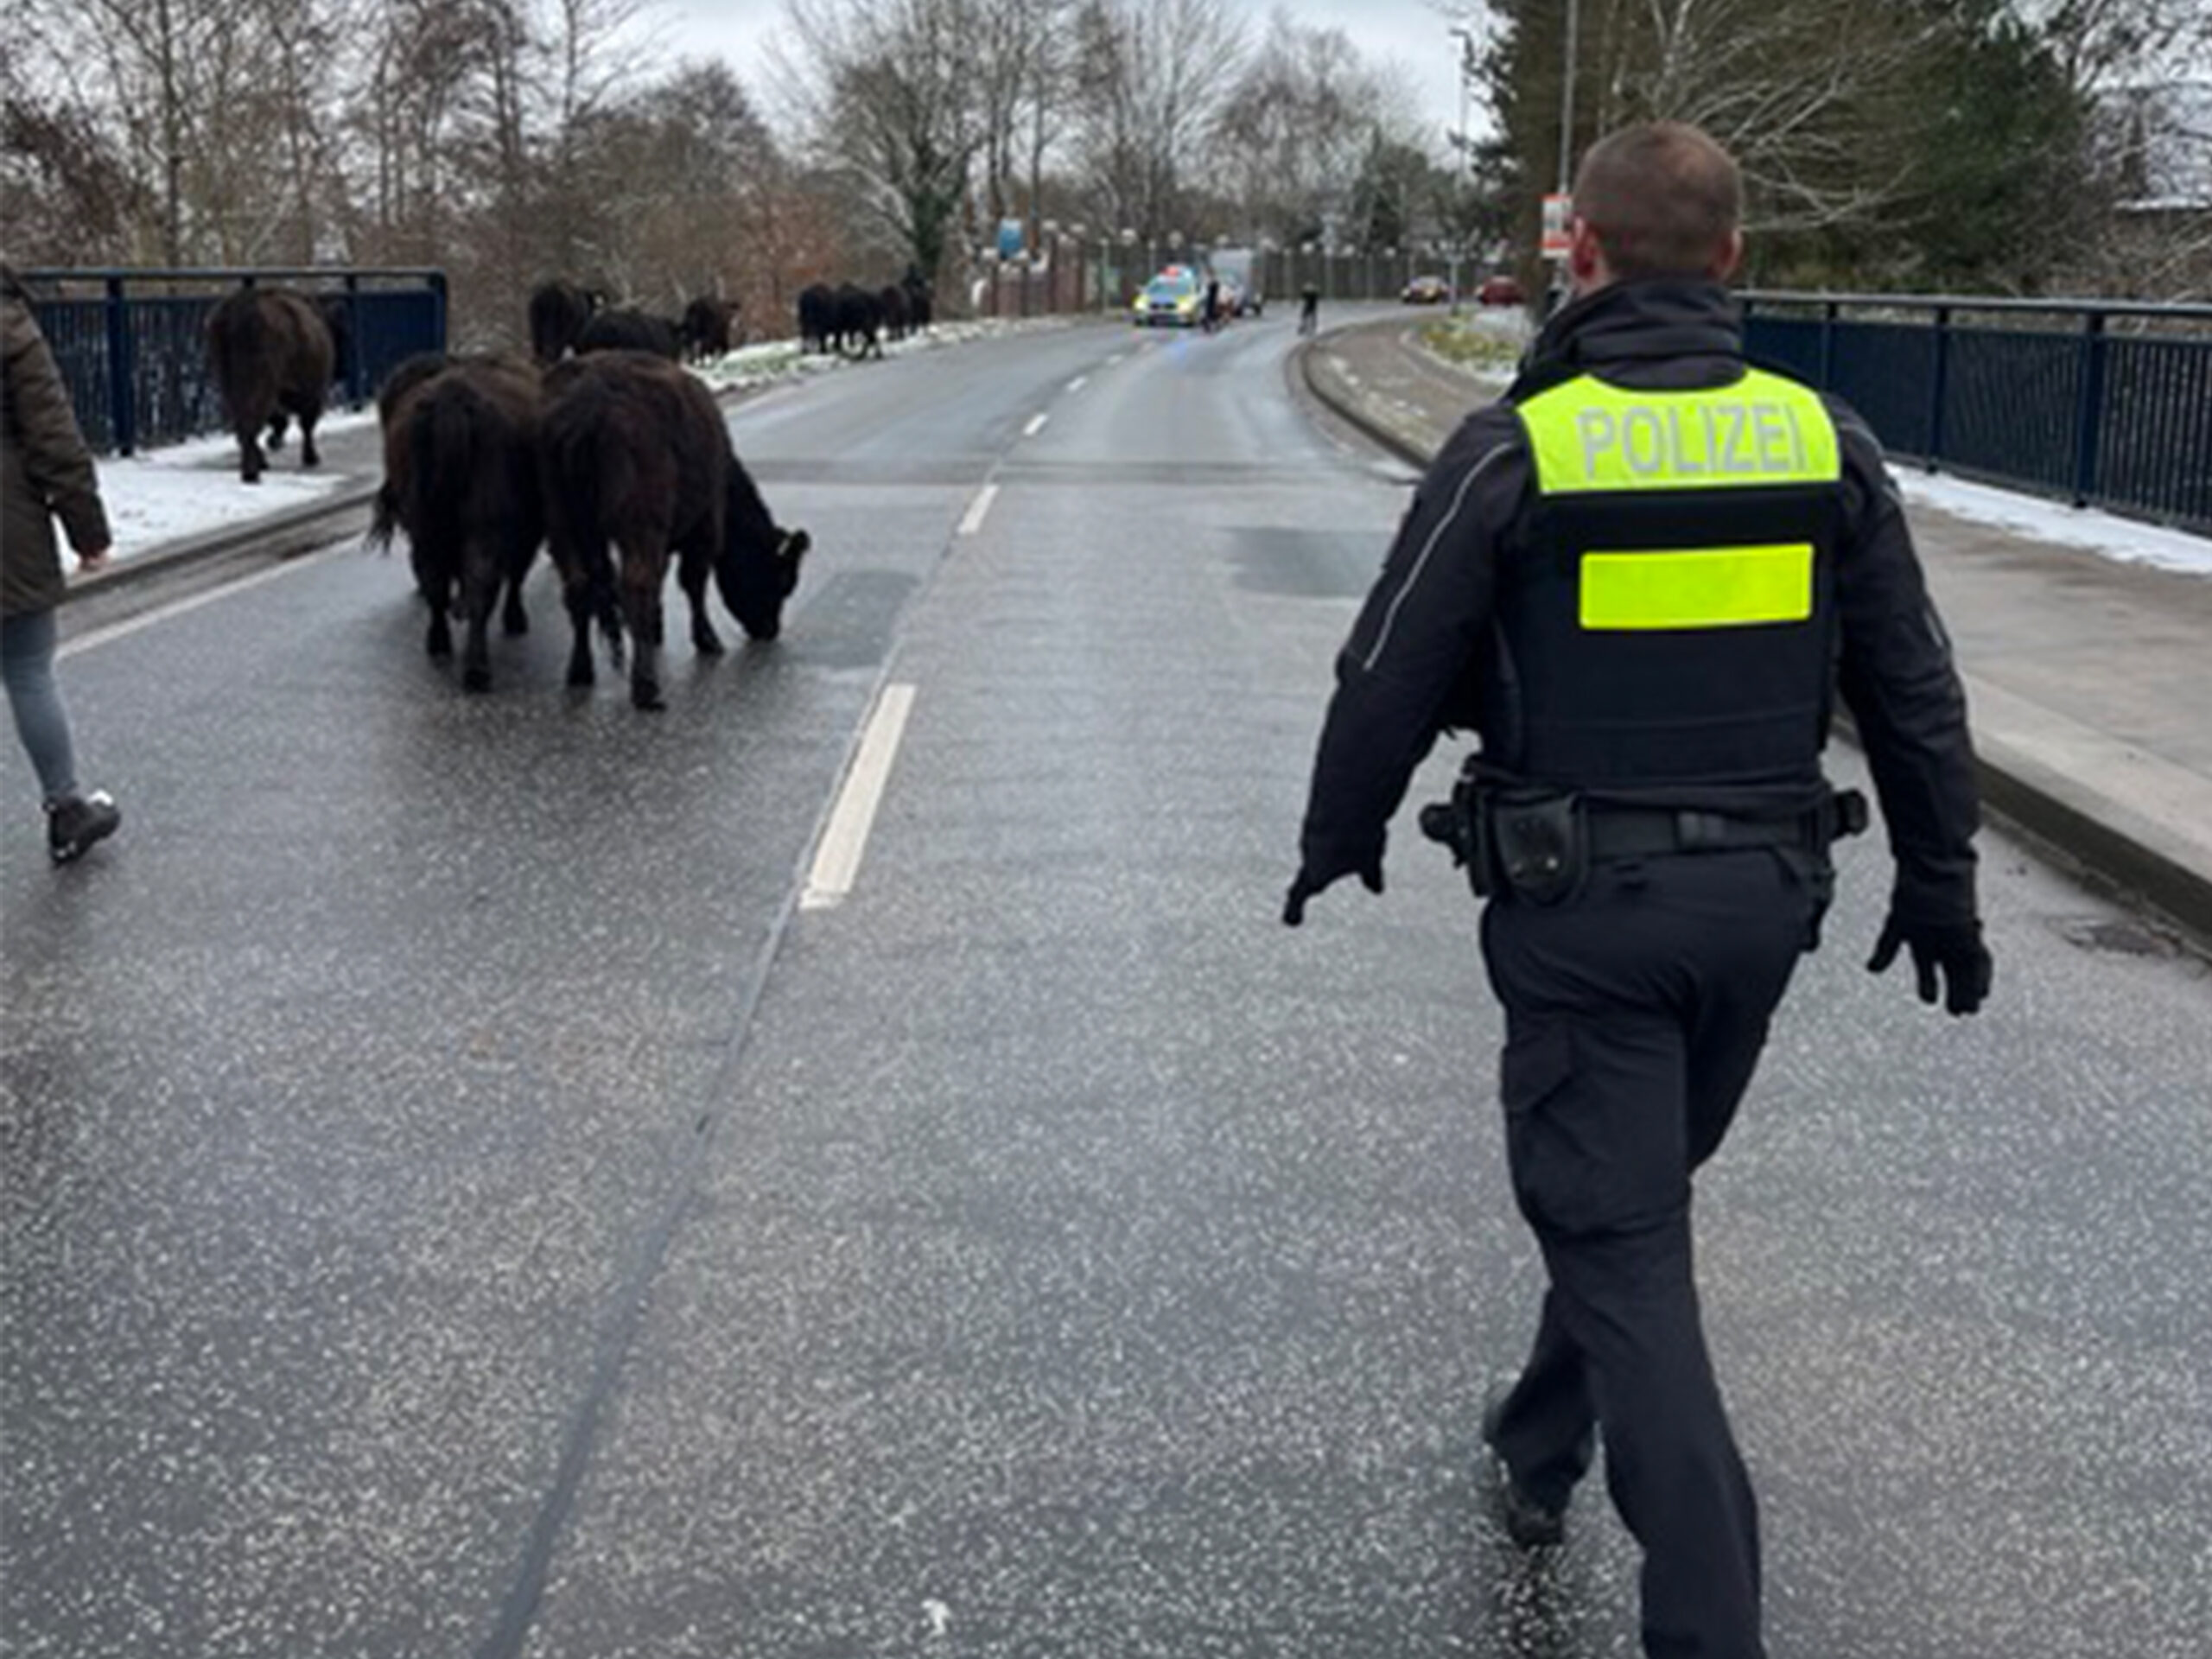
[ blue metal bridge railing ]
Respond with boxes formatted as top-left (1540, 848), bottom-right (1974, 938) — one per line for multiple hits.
top-left (1740, 291), bottom-right (2212, 536)
top-left (19, 267), bottom-right (448, 457)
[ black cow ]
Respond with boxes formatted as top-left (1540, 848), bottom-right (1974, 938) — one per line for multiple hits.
top-left (529, 280), bottom-right (604, 365)
top-left (317, 295), bottom-right (357, 402)
top-left (575, 307), bottom-right (683, 360)
top-left (833, 283), bottom-right (884, 359)
top-left (680, 296), bottom-right (736, 363)
top-left (797, 283), bottom-right (836, 354)
top-left (539, 351), bottom-right (810, 710)
top-left (206, 285), bottom-right (336, 483)
top-left (902, 268), bottom-right (934, 332)
top-left (367, 352), bottom-right (544, 693)
top-left (878, 283), bottom-right (910, 343)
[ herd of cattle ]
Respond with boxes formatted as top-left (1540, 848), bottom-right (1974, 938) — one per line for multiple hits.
top-left (525, 281), bottom-right (738, 366)
top-left (796, 270), bottom-right (935, 359)
top-left (203, 283), bottom-right (810, 709)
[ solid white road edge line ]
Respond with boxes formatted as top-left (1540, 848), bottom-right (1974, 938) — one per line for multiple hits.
top-left (59, 549), bottom-right (336, 660)
top-left (800, 682), bottom-right (918, 912)
top-left (1023, 412), bottom-right (1050, 437)
top-left (957, 483), bottom-right (999, 537)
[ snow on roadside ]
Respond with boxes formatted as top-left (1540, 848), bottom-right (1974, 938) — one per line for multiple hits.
top-left (690, 315), bottom-right (1073, 393)
top-left (92, 410), bottom-right (378, 565)
top-left (1897, 470), bottom-right (2212, 578)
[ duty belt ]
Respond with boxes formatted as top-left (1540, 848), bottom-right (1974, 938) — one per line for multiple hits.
top-left (1419, 778), bottom-right (1868, 905)
top-left (1581, 798), bottom-right (1866, 861)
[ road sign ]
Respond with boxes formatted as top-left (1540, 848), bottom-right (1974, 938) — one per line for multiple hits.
top-left (1541, 194), bottom-right (1573, 261)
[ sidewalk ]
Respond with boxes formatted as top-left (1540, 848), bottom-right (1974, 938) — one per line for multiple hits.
top-left (1303, 317), bottom-right (2212, 947)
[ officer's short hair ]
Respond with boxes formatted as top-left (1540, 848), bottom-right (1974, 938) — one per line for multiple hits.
top-left (1573, 123), bottom-right (1741, 281)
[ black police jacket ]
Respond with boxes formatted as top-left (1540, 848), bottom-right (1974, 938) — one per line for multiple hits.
top-left (1294, 278), bottom-right (1980, 926)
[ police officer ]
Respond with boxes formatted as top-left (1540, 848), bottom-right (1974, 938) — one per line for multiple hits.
top-left (1282, 122), bottom-right (1990, 1657)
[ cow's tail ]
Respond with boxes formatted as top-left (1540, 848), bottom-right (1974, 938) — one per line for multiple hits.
top-left (543, 391), bottom-right (626, 651)
top-left (398, 384), bottom-right (480, 599)
top-left (366, 481), bottom-right (400, 552)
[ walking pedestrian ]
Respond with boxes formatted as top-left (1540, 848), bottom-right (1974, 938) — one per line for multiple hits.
top-left (1298, 282), bottom-right (1321, 336)
top-left (1202, 276), bottom-right (1224, 334)
top-left (1282, 122), bottom-right (1989, 1657)
top-left (3, 265), bottom-right (122, 865)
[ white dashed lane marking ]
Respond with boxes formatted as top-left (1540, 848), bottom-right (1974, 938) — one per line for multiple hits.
top-left (801, 682), bottom-right (917, 912)
top-left (957, 484), bottom-right (999, 537)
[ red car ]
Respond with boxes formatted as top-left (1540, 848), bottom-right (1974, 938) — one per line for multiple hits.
top-left (1476, 273), bottom-right (1526, 307)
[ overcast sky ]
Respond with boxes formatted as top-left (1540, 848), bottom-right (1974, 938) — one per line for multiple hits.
top-left (643, 1), bottom-right (1486, 150)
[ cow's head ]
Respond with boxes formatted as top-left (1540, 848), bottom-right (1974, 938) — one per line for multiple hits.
top-left (716, 468), bottom-right (810, 640)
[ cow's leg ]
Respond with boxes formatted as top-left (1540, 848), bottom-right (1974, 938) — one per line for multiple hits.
top-left (236, 416), bottom-right (266, 484)
top-left (298, 401), bottom-right (323, 469)
top-left (678, 541), bottom-right (721, 656)
top-left (266, 410), bottom-right (289, 451)
top-left (546, 531), bottom-right (599, 688)
top-left (502, 563), bottom-right (531, 637)
top-left (560, 569), bottom-right (597, 687)
top-left (425, 576), bottom-right (454, 660)
top-left (459, 538), bottom-right (501, 692)
top-left (505, 524), bottom-right (539, 636)
top-left (618, 534), bottom-right (670, 710)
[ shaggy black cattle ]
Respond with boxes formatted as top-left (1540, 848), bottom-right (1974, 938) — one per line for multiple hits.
top-left (877, 283), bottom-right (910, 343)
top-left (833, 283), bottom-right (884, 359)
top-left (539, 351), bottom-right (810, 710)
top-left (681, 296), bottom-right (736, 363)
top-left (575, 307), bottom-right (683, 360)
top-left (317, 295), bottom-right (356, 399)
top-left (529, 280), bottom-right (603, 365)
top-left (367, 352), bottom-right (545, 692)
top-left (902, 268), bottom-right (934, 331)
top-left (797, 283), bottom-right (836, 354)
top-left (206, 286), bottom-right (335, 483)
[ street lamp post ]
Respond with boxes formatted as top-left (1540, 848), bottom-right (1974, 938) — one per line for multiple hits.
top-left (1449, 22), bottom-right (1478, 315)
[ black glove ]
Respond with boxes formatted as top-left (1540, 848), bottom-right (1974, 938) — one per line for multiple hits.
top-left (1282, 856), bottom-right (1384, 927)
top-left (1867, 914), bottom-right (1992, 1016)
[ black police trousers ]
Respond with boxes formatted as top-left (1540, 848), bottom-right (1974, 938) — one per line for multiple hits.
top-left (1478, 847), bottom-right (1818, 1659)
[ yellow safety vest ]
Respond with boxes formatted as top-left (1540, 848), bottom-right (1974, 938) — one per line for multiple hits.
top-left (1490, 367), bottom-right (1846, 789)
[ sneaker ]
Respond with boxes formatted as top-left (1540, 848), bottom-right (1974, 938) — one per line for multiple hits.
top-left (47, 791), bottom-right (120, 865)
top-left (1483, 1385), bottom-right (1569, 1549)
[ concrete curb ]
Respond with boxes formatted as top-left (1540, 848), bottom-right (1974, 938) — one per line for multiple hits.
top-left (1296, 325), bottom-right (2212, 950)
top-left (66, 482), bottom-right (383, 606)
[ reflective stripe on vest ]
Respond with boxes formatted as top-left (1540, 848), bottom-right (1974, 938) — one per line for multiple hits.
top-left (1517, 368), bottom-right (1841, 496)
top-left (1580, 543), bottom-right (1814, 630)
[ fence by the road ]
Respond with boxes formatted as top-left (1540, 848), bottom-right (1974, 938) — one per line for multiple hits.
top-left (20, 268), bottom-right (448, 456)
top-left (1742, 291), bottom-right (2212, 535)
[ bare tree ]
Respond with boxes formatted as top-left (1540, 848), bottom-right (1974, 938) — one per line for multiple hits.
top-left (1215, 11), bottom-right (1403, 245)
top-left (1065, 0), bottom-right (1247, 241)
top-left (773, 0), bottom-right (986, 287)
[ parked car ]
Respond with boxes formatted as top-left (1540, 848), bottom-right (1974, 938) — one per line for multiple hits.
top-left (1132, 266), bottom-right (1203, 327)
top-left (1476, 273), bottom-right (1527, 307)
top-left (1401, 274), bottom-right (1452, 305)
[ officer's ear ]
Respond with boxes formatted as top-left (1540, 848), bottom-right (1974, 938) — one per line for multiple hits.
top-left (1568, 218), bottom-right (1608, 292)
top-left (1709, 229), bottom-right (1745, 283)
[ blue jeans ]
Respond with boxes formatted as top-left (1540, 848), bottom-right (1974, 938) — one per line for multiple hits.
top-left (2, 608), bottom-right (79, 804)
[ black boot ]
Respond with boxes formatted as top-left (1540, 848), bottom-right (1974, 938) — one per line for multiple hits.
top-left (47, 790), bottom-right (121, 864)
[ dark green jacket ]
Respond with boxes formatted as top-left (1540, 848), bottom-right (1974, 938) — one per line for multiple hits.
top-left (3, 293), bottom-right (111, 618)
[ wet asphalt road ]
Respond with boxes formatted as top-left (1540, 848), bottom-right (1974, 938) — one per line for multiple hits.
top-left (4, 314), bottom-right (2210, 1658)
